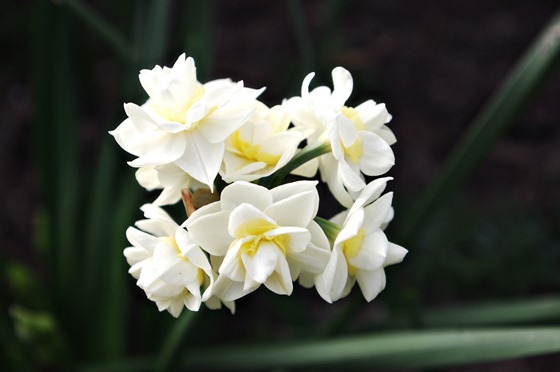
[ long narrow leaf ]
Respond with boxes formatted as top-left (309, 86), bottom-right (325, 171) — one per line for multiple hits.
top-left (179, 328), bottom-right (560, 370)
top-left (398, 9), bottom-right (560, 243)
top-left (61, 0), bottom-right (131, 60)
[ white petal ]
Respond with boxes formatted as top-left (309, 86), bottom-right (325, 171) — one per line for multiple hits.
top-left (270, 180), bottom-right (318, 204)
top-left (376, 125), bottom-right (397, 145)
top-left (347, 177), bottom-right (392, 217)
top-left (384, 242), bottom-right (408, 267)
top-left (356, 268), bottom-right (386, 302)
top-left (219, 240), bottom-right (246, 282)
top-left (187, 210), bottom-right (232, 256)
top-left (315, 247), bottom-right (348, 303)
top-left (213, 275), bottom-right (254, 302)
top-left (347, 230), bottom-right (388, 271)
top-left (336, 115), bottom-right (358, 149)
top-left (264, 255), bottom-right (293, 295)
top-left (363, 193), bottom-right (393, 232)
top-left (153, 243), bottom-right (198, 286)
top-left (264, 190), bottom-right (318, 228)
top-left (198, 101), bottom-right (256, 143)
top-left (135, 167), bottom-right (160, 190)
top-left (140, 204), bottom-right (178, 227)
top-left (126, 226), bottom-right (160, 252)
top-left (241, 241), bottom-right (279, 284)
top-left (220, 181), bottom-right (272, 211)
top-left (265, 226), bottom-right (311, 253)
top-left (338, 159), bottom-right (366, 192)
top-left (228, 203), bottom-right (275, 238)
top-left (287, 242), bottom-right (330, 274)
top-left (357, 131), bottom-right (395, 176)
top-left (184, 292), bottom-right (202, 311)
top-left (335, 209), bottom-right (364, 244)
top-left (174, 131), bottom-right (223, 190)
top-left (128, 132), bottom-right (186, 167)
top-left (356, 101), bottom-right (388, 131)
top-left (301, 72), bottom-right (315, 99)
top-left (331, 67), bottom-right (353, 107)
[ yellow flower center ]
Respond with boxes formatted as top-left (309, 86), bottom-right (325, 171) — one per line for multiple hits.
top-left (342, 228), bottom-right (364, 276)
top-left (152, 84), bottom-right (206, 125)
top-left (230, 132), bottom-right (282, 166)
top-left (236, 219), bottom-right (287, 257)
top-left (340, 106), bottom-right (364, 164)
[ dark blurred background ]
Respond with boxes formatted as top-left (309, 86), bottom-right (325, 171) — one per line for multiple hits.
top-left (2, 0), bottom-right (560, 369)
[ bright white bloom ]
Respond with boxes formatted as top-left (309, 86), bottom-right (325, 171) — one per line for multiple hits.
top-left (185, 181), bottom-right (330, 302)
top-left (221, 103), bottom-right (302, 182)
top-left (315, 179), bottom-right (407, 303)
top-left (284, 67), bottom-right (396, 202)
top-left (110, 54), bottom-right (263, 190)
top-left (124, 204), bottom-right (231, 317)
top-left (135, 164), bottom-right (208, 206)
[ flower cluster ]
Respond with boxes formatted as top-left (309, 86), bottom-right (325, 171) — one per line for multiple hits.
top-left (112, 54), bottom-right (407, 317)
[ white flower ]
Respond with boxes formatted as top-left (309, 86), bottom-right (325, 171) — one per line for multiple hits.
top-left (221, 103), bottom-right (303, 182)
top-left (110, 54), bottom-right (263, 190)
top-left (315, 179), bottom-right (407, 303)
top-left (284, 67), bottom-right (396, 203)
top-left (124, 204), bottom-right (230, 317)
top-left (184, 181), bottom-right (330, 302)
top-left (135, 164), bottom-right (208, 207)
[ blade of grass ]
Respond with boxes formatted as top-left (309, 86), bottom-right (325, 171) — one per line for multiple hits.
top-left (31, 1), bottom-right (82, 351)
top-left (349, 297), bottom-right (560, 332)
top-left (398, 9), bottom-right (560, 244)
top-left (60, 0), bottom-right (131, 60)
top-left (183, 0), bottom-right (215, 81)
top-left (143, 0), bottom-right (172, 65)
top-left (178, 327), bottom-right (560, 370)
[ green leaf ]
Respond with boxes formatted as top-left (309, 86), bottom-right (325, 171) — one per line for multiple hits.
top-left (398, 9), bottom-right (560, 243)
top-left (178, 328), bottom-right (560, 370)
top-left (61, 0), bottom-right (131, 60)
top-left (183, 0), bottom-right (215, 81)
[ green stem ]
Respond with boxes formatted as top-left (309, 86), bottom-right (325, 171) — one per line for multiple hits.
top-left (262, 140), bottom-right (331, 188)
top-left (314, 216), bottom-right (341, 242)
top-left (155, 311), bottom-right (198, 372)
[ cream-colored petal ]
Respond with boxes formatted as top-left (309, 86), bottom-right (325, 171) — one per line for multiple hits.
top-left (384, 242), bottom-right (408, 267)
top-left (174, 131), bottom-right (223, 190)
top-left (187, 210), bottom-right (232, 256)
top-left (331, 67), bottom-right (353, 107)
top-left (363, 193), bottom-right (394, 233)
top-left (241, 241), bottom-right (279, 284)
top-left (357, 131), bottom-right (395, 176)
top-left (355, 268), bottom-right (386, 302)
top-left (220, 181), bottom-right (272, 211)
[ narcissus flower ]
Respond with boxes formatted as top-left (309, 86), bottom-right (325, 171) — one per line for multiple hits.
top-left (135, 164), bottom-right (207, 206)
top-left (110, 54), bottom-right (263, 190)
top-left (124, 204), bottom-right (231, 317)
top-left (315, 179), bottom-right (407, 303)
top-left (221, 103), bottom-right (302, 182)
top-left (284, 67), bottom-right (396, 205)
top-left (184, 181), bottom-right (330, 301)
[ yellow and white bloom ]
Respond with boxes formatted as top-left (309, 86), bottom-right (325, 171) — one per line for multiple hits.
top-left (135, 164), bottom-right (207, 207)
top-left (184, 181), bottom-right (330, 302)
top-left (221, 103), bottom-right (302, 182)
top-left (124, 204), bottom-right (229, 317)
top-left (315, 179), bottom-right (407, 303)
top-left (110, 54), bottom-right (263, 190)
top-left (284, 67), bottom-right (396, 205)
